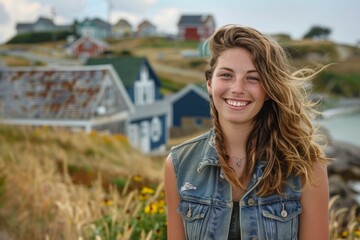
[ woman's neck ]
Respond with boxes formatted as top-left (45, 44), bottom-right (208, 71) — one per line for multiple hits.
top-left (221, 121), bottom-right (253, 156)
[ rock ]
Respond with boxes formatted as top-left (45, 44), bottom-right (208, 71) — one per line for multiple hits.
top-left (326, 140), bottom-right (360, 180)
top-left (328, 175), bottom-right (358, 209)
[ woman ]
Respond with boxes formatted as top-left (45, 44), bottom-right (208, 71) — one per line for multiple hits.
top-left (165, 25), bottom-right (329, 240)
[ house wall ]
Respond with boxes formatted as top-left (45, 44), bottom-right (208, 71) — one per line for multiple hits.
top-left (74, 41), bottom-right (105, 58)
top-left (93, 120), bottom-right (127, 134)
top-left (128, 64), bottom-right (162, 104)
top-left (128, 114), bottom-right (167, 153)
top-left (170, 117), bottom-right (211, 138)
top-left (172, 90), bottom-right (210, 127)
top-left (184, 27), bottom-right (200, 41)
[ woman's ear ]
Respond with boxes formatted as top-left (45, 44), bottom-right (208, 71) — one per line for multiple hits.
top-left (206, 79), bottom-right (212, 95)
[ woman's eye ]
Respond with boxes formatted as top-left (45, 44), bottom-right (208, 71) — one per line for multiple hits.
top-left (221, 73), bottom-right (232, 78)
top-left (247, 76), bottom-right (259, 81)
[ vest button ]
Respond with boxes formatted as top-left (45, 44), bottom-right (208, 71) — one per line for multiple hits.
top-left (251, 237), bottom-right (257, 240)
top-left (247, 198), bottom-right (255, 206)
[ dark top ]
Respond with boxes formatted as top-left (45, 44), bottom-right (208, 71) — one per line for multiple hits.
top-left (228, 201), bottom-right (241, 240)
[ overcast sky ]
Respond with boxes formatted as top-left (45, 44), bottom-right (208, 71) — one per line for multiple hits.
top-left (0, 0), bottom-right (359, 45)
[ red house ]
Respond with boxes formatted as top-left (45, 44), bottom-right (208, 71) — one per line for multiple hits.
top-left (177, 15), bottom-right (216, 41)
top-left (66, 37), bottom-right (109, 60)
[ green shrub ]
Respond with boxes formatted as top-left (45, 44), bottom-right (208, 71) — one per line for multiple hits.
top-left (159, 75), bottom-right (185, 93)
top-left (314, 71), bottom-right (360, 97)
top-left (7, 31), bottom-right (75, 44)
top-left (283, 41), bottom-right (338, 60)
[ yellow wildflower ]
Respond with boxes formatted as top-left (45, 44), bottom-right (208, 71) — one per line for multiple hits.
top-left (144, 203), bottom-right (158, 214)
top-left (141, 186), bottom-right (154, 195)
top-left (133, 175), bottom-right (142, 182)
top-left (138, 193), bottom-right (147, 201)
top-left (103, 198), bottom-right (113, 206)
top-left (341, 231), bottom-right (349, 237)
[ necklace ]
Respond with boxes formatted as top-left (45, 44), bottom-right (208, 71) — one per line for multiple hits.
top-left (229, 155), bottom-right (246, 168)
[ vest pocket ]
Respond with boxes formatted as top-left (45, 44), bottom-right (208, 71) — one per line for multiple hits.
top-left (261, 200), bottom-right (302, 240)
top-left (178, 200), bottom-right (209, 239)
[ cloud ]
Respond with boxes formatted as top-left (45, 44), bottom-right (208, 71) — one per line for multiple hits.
top-left (0, 0), bottom-right (87, 43)
top-left (0, 1), bottom-right (9, 24)
top-left (111, 0), bottom-right (157, 13)
top-left (153, 7), bottom-right (180, 34)
top-left (0, 0), bottom-right (49, 43)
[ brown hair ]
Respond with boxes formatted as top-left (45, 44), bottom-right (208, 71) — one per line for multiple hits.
top-left (205, 24), bottom-right (328, 196)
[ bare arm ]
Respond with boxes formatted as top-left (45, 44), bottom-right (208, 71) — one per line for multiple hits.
top-left (299, 163), bottom-right (329, 240)
top-left (164, 154), bottom-right (186, 240)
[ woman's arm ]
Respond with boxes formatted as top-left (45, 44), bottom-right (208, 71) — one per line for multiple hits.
top-left (164, 154), bottom-right (186, 240)
top-left (299, 163), bottom-right (329, 240)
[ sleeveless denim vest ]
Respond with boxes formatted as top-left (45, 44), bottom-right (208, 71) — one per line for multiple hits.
top-left (171, 130), bottom-right (302, 240)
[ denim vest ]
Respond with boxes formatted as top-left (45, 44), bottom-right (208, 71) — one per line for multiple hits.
top-left (171, 130), bottom-right (302, 240)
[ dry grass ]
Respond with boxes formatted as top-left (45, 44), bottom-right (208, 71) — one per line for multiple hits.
top-left (0, 125), bottom-right (165, 239)
top-left (0, 126), bottom-right (359, 239)
top-left (0, 55), bottom-right (32, 66)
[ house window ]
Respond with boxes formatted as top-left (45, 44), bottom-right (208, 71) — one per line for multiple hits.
top-left (134, 66), bottom-right (155, 105)
top-left (83, 41), bottom-right (93, 49)
top-left (128, 124), bottom-right (139, 148)
top-left (195, 118), bottom-right (203, 127)
top-left (151, 117), bottom-right (162, 142)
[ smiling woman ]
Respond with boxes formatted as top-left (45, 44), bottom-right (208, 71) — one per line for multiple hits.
top-left (208, 48), bottom-right (268, 126)
top-left (165, 24), bottom-right (330, 240)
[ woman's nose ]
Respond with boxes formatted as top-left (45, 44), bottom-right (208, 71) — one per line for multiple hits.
top-left (231, 77), bottom-right (245, 94)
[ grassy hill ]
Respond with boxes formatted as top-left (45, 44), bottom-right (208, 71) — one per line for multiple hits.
top-left (0, 125), bottom-right (359, 239)
top-left (0, 125), bottom-right (166, 239)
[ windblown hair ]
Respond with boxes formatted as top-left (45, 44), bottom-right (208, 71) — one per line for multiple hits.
top-left (205, 24), bottom-right (328, 196)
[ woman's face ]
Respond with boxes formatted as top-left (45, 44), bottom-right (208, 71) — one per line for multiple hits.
top-left (207, 47), bottom-right (268, 127)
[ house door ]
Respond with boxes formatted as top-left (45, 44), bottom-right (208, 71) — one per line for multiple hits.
top-left (140, 121), bottom-right (150, 153)
top-left (128, 124), bottom-right (139, 149)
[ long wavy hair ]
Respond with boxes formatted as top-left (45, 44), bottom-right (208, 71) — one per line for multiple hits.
top-left (204, 24), bottom-right (328, 196)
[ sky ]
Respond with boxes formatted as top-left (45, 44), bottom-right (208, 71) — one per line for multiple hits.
top-left (0, 0), bottom-right (359, 45)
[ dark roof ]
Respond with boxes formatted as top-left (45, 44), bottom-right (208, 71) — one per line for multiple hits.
top-left (0, 66), bottom-right (132, 120)
top-left (85, 57), bottom-right (149, 88)
top-left (178, 15), bottom-right (213, 26)
top-left (36, 17), bottom-right (55, 26)
top-left (81, 18), bottom-right (111, 29)
top-left (115, 19), bottom-right (132, 28)
top-left (16, 23), bottom-right (33, 30)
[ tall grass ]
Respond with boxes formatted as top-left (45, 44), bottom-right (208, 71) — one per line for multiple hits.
top-left (0, 125), bottom-right (358, 239)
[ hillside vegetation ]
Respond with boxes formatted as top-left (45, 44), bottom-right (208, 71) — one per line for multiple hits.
top-left (0, 125), bottom-right (166, 239)
top-left (0, 125), bottom-right (359, 239)
top-left (1, 36), bottom-right (359, 97)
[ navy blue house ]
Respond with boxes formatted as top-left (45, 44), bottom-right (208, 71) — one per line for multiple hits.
top-left (86, 57), bottom-right (168, 153)
top-left (167, 84), bottom-right (211, 137)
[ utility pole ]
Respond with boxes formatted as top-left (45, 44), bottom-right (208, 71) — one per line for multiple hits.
top-left (106, 0), bottom-right (113, 23)
top-left (51, 7), bottom-right (57, 43)
top-left (106, 0), bottom-right (113, 39)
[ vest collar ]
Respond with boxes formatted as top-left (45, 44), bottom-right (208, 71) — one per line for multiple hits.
top-left (196, 129), bottom-right (266, 178)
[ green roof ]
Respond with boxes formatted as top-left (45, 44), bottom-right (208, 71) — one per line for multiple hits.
top-left (85, 57), bottom-right (147, 88)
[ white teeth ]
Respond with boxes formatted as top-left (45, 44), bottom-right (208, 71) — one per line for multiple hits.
top-left (226, 99), bottom-right (248, 107)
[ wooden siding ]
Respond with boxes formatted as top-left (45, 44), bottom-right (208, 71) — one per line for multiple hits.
top-left (172, 90), bottom-right (210, 127)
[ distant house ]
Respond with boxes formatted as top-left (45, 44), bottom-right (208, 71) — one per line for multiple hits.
top-left (167, 84), bottom-right (211, 137)
top-left (66, 37), bottom-right (109, 60)
top-left (112, 19), bottom-right (133, 38)
top-left (128, 100), bottom-right (169, 153)
top-left (177, 14), bottom-right (216, 41)
top-left (137, 20), bottom-right (157, 37)
top-left (16, 16), bottom-right (72, 34)
top-left (0, 65), bottom-right (134, 134)
top-left (76, 18), bottom-right (111, 39)
top-left (85, 57), bottom-right (168, 153)
top-left (85, 57), bottom-right (163, 105)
